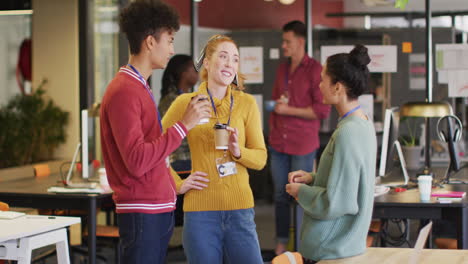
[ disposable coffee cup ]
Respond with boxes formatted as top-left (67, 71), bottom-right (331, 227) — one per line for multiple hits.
top-left (98, 168), bottom-right (111, 190)
top-left (195, 97), bottom-right (209, 125)
top-left (417, 175), bottom-right (433, 201)
top-left (214, 123), bottom-right (229, 150)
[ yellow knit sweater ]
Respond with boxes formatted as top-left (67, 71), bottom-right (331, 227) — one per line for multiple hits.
top-left (162, 82), bottom-right (267, 211)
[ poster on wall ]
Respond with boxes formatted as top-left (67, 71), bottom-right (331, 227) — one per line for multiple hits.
top-left (448, 70), bottom-right (468, 97)
top-left (435, 44), bottom-right (468, 97)
top-left (320, 45), bottom-right (397, 73)
top-left (409, 53), bottom-right (426, 91)
top-left (240, 47), bottom-right (263, 84)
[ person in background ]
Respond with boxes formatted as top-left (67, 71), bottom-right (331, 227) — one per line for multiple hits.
top-left (162, 34), bottom-right (267, 264)
top-left (285, 44), bottom-right (376, 263)
top-left (159, 54), bottom-right (199, 172)
top-left (99, 1), bottom-right (211, 263)
top-left (269, 20), bottom-right (330, 255)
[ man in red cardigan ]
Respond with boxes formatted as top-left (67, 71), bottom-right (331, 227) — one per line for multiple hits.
top-left (100, 1), bottom-right (210, 263)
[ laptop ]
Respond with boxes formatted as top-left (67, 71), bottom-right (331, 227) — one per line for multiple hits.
top-left (64, 143), bottom-right (98, 189)
top-left (408, 221), bottom-right (433, 263)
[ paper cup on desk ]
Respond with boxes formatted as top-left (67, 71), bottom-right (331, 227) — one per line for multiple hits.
top-left (98, 168), bottom-right (111, 191)
top-left (418, 175), bottom-right (433, 201)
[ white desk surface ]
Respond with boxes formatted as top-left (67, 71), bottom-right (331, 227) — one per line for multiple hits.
top-left (0, 215), bottom-right (80, 243)
top-left (318, 247), bottom-right (468, 264)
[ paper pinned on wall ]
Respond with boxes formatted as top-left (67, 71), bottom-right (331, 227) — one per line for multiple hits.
top-left (409, 53), bottom-right (426, 90)
top-left (320, 45), bottom-right (397, 73)
top-left (240, 47), bottom-right (263, 84)
top-left (448, 70), bottom-right (468, 98)
top-left (435, 44), bottom-right (468, 71)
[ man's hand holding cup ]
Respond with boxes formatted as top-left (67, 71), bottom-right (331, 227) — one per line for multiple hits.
top-left (180, 95), bottom-right (211, 130)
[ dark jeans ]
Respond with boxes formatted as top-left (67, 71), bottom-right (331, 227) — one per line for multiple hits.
top-left (270, 147), bottom-right (316, 243)
top-left (118, 212), bottom-right (174, 264)
top-left (171, 159), bottom-right (192, 172)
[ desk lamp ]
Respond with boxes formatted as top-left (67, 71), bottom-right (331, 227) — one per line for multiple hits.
top-left (400, 101), bottom-right (453, 176)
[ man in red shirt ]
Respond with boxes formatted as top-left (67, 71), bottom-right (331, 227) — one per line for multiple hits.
top-left (269, 20), bottom-right (330, 255)
top-left (100, 1), bottom-right (210, 263)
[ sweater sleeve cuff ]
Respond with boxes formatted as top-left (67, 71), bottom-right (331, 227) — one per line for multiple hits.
top-left (230, 146), bottom-right (244, 162)
top-left (309, 172), bottom-right (316, 185)
top-left (173, 122), bottom-right (188, 140)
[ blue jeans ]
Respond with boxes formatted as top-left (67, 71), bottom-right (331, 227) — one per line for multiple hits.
top-left (118, 212), bottom-right (174, 264)
top-left (171, 159), bottom-right (191, 172)
top-left (183, 209), bottom-right (263, 264)
top-left (270, 147), bottom-right (316, 243)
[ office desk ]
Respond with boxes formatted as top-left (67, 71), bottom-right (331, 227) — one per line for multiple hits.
top-left (374, 169), bottom-right (468, 249)
top-left (0, 174), bottom-right (113, 264)
top-left (317, 247), bottom-right (468, 264)
top-left (0, 215), bottom-right (81, 264)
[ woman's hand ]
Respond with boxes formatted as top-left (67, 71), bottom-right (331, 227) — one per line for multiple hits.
top-left (285, 183), bottom-right (302, 199)
top-left (288, 170), bottom-right (313, 184)
top-left (226, 126), bottom-right (241, 158)
top-left (178, 171), bottom-right (209, 194)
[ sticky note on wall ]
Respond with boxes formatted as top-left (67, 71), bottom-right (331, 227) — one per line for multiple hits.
top-left (402, 42), bottom-right (413, 53)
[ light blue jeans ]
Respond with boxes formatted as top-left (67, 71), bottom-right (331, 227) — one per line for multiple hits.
top-left (270, 147), bottom-right (316, 244)
top-left (183, 209), bottom-right (263, 264)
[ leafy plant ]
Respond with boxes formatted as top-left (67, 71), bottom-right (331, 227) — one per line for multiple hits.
top-left (0, 79), bottom-right (69, 168)
top-left (399, 117), bottom-right (420, 147)
top-left (395, 0), bottom-right (409, 10)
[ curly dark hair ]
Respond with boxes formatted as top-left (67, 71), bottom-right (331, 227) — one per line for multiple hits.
top-left (119, 0), bottom-right (180, 55)
top-left (325, 44), bottom-right (371, 99)
top-left (161, 54), bottom-right (194, 98)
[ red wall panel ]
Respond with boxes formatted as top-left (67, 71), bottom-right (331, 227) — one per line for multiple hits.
top-left (164, 0), bottom-right (343, 29)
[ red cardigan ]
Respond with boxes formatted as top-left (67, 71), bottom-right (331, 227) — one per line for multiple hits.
top-left (100, 67), bottom-right (187, 214)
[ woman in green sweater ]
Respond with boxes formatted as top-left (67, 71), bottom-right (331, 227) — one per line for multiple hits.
top-left (285, 44), bottom-right (377, 263)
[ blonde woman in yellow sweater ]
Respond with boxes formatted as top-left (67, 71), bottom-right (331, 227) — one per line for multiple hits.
top-left (162, 35), bottom-right (267, 264)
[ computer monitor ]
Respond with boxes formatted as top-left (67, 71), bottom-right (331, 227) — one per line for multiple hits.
top-left (81, 109), bottom-right (99, 179)
top-left (378, 107), bottom-right (400, 177)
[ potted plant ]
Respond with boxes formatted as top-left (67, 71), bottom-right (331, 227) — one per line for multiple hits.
top-left (399, 117), bottom-right (423, 170)
top-left (0, 79), bottom-right (69, 169)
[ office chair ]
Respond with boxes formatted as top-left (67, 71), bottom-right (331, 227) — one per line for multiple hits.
top-left (0, 202), bottom-right (9, 211)
top-left (366, 220), bottom-right (382, 247)
top-left (434, 238), bottom-right (457, 249)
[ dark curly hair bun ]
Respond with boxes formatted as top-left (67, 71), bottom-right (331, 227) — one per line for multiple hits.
top-left (349, 44), bottom-right (371, 68)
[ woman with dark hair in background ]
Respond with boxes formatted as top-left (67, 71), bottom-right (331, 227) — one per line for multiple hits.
top-left (283, 44), bottom-right (377, 263)
top-left (159, 54), bottom-right (199, 171)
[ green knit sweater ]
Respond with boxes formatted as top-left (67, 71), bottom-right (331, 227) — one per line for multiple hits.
top-left (298, 115), bottom-right (377, 261)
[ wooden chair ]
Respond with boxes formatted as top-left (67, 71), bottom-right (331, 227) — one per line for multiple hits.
top-left (366, 220), bottom-right (382, 247)
top-left (434, 238), bottom-right (457, 249)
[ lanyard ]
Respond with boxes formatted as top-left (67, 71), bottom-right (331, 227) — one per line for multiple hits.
top-left (127, 64), bottom-right (162, 130)
top-left (207, 88), bottom-right (234, 125)
top-left (339, 105), bottom-right (361, 121)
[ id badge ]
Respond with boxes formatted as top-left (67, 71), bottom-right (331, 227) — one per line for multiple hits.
top-left (216, 153), bottom-right (237, 178)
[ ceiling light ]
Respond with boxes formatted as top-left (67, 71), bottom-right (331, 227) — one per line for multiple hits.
top-left (278, 0), bottom-right (296, 5)
top-left (0, 10), bottom-right (33, 16)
